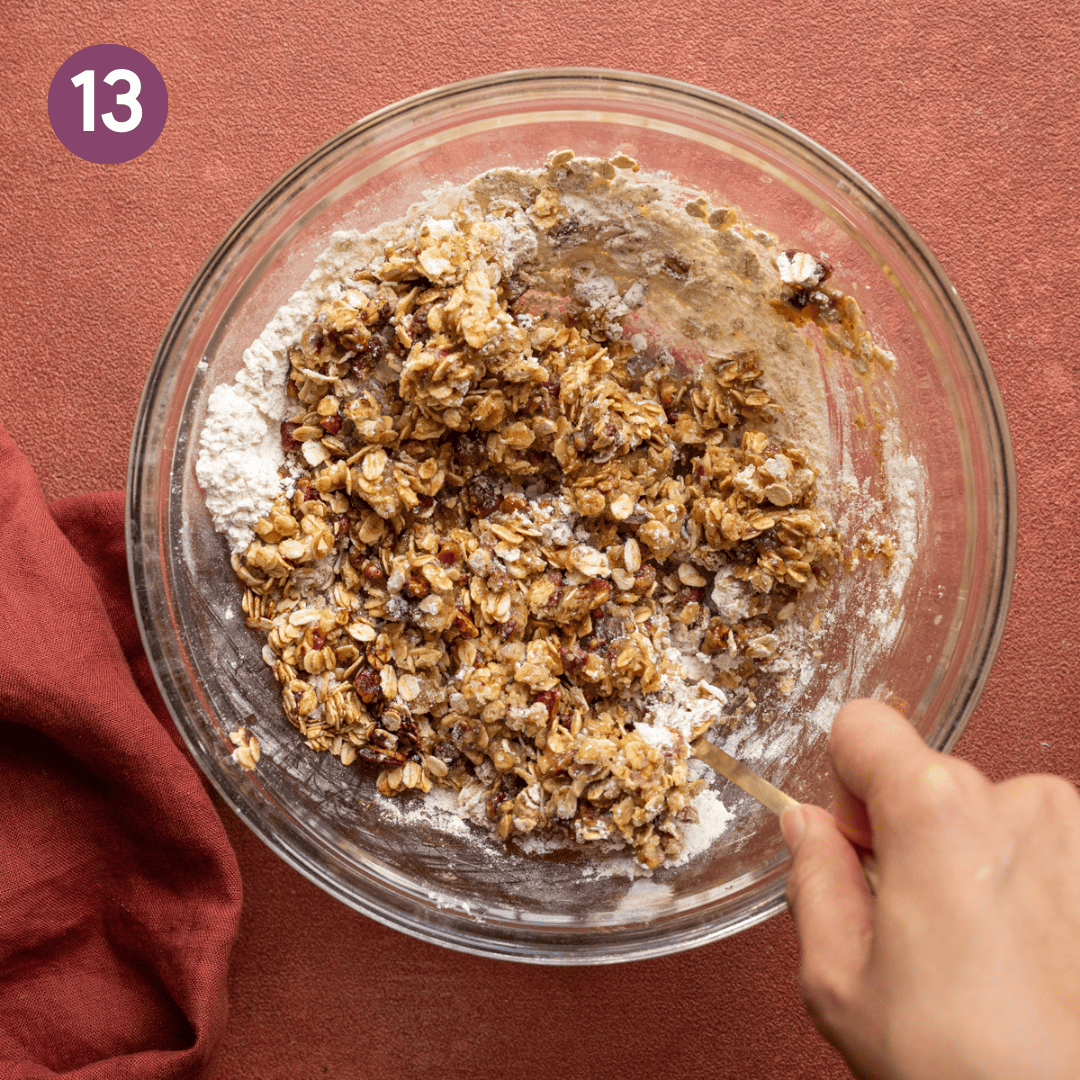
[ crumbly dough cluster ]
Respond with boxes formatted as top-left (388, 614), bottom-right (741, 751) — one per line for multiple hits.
top-left (232, 155), bottom-right (841, 867)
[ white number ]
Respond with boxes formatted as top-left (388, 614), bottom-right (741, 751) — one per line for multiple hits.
top-left (69, 68), bottom-right (143, 133)
top-left (70, 69), bottom-right (95, 131)
top-left (102, 69), bottom-right (142, 133)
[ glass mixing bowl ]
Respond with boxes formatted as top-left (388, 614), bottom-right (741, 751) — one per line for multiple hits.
top-left (128, 69), bottom-right (1015, 963)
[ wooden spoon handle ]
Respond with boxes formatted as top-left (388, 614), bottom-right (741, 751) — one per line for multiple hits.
top-left (692, 737), bottom-right (800, 817)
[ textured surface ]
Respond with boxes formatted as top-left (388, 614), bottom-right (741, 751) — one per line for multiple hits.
top-left (0, 435), bottom-right (241, 1079)
top-left (3, 1), bottom-right (1078, 1076)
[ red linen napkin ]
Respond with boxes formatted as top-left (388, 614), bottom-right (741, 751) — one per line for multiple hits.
top-left (0, 425), bottom-right (241, 1078)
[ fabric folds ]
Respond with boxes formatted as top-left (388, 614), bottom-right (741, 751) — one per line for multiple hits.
top-left (0, 425), bottom-right (241, 1079)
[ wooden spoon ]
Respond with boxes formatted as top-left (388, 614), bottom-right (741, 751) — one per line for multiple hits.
top-left (692, 736), bottom-right (880, 890)
top-left (691, 737), bottom-right (800, 816)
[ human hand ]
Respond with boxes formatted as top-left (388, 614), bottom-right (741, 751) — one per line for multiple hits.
top-left (781, 699), bottom-right (1080, 1080)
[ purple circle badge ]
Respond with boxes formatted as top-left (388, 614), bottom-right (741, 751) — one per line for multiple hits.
top-left (48, 45), bottom-right (168, 164)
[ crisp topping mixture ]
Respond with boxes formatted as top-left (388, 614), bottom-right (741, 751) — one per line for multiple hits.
top-left (206, 151), bottom-right (853, 867)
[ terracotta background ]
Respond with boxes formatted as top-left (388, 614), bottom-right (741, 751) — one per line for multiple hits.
top-left (4, 2), bottom-right (1079, 1077)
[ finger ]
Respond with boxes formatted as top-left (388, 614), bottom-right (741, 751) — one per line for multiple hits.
top-left (829, 699), bottom-right (937, 847)
top-left (830, 699), bottom-right (990, 869)
top-left (832, 774), bottom-right (874, 850)
top-left (783, 803), bottom-right (874, 1019)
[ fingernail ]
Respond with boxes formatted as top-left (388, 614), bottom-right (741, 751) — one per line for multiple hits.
top-left (780, 805), bottom-right (806, 852)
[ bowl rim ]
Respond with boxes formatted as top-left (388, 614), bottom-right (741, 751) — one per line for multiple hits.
top-left (127, 66), bottom-right (1017, 964)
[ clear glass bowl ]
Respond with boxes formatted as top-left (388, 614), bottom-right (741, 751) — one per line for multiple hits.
top-left (128, 69), bottom-right (1015, 964)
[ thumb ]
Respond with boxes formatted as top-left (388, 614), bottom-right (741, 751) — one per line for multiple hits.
top-left (782, 804), bottom-right (874, 1013)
